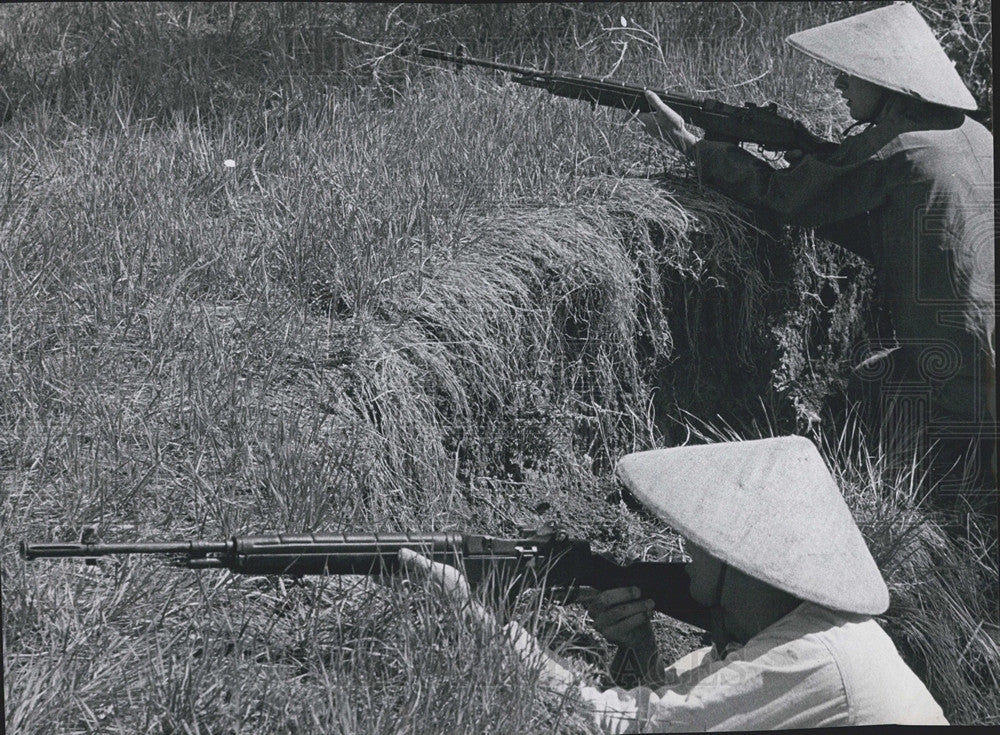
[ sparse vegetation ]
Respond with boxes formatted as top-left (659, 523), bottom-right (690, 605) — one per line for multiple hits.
top-left (2, 3), bottom-right (995, 732)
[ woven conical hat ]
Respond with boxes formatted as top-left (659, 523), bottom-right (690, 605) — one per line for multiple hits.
top-left (616, 436), bottom-right (889, 615)
top-left (786, 3), bottom-right (976, 111)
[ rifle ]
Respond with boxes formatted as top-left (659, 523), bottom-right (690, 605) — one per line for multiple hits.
top-left (21, 524), bottom-right (710, 630)
top-left (416, 47), bottom-right (837, 155)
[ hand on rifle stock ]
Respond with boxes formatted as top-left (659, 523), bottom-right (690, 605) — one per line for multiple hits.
top-left (638, 90), bottom-right (699, 158)
top-left (578, 586), bottom-right (664, 686)
top-left (577, 587), bottom-right (657, 649)
top-left (396, 551), bottom-right (664, 686)
top-left (396, 548), bottom-right (491, 627)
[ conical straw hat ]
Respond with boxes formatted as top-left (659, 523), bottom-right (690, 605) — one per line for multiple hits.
top-left (616, 436), bottom-right (889, 615)
top-left (786, 3), bottom-right (976, 111)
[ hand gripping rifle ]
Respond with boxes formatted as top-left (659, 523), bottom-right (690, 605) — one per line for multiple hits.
top-left (417, 47), bottom-right (837, 155)
top-left (21, 524), bottom-right (710, 630)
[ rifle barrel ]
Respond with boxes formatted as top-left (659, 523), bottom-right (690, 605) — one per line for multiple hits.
top-left (20, 533), bottom-right (468, 563)
top-left (417, 46), bottom-right (832, 153)
top-left (20, 540), bottom-right (230, 560)
top-left (417, 47), bottom-right (543, 79)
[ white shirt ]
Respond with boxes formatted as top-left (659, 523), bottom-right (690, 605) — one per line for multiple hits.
top-left (507, 602), bottom-right (947, 731)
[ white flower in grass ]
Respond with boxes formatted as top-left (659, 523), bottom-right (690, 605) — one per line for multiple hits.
top-left (224, 159), bottom-right (236, 168)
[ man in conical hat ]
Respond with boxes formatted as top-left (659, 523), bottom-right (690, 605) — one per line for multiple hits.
top-left (400, 436), bottom-right (948, 729)
top-left (639, 3), bottom-right (995, 513)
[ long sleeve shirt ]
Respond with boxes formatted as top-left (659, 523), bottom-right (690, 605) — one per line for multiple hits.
top-left (507, 602), bottom-right (947, 731)
top-left (691, 113), bottom-right (995, 428)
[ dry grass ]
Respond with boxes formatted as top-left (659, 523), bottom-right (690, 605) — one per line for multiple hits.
top-left (2, 2), bottom-right (995, 732)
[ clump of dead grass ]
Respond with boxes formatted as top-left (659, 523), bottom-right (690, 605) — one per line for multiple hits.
top-left (294, 173), bottom-right (768, 529)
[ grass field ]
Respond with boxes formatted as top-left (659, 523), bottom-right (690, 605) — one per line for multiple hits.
top-left (2, 3), bottom-right (996, 732)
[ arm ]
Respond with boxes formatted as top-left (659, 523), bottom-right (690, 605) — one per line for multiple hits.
top-left (641, 90), bottom-right (889, 248)
top-left (691, 139), bottom-right (888, 229)
top-left (398, 551), bottom-right (865, 731)
top-left (694, 140), bottom-right (878, 260)
top-left (397, 550), bottom-right (665, 684)
top-left (815, 215), bottom-right (875, 262)
top-left (398, 550), bottom-right (674, 733)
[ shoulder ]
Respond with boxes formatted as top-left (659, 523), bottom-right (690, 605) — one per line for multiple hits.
top-left (798, 604), bottom-right (949, 726)
top-left (640, 605), bottom-right (853, 730)
top-left (877, 115), bottom-right (992, 168)
top-left (831, 116), bottom-right (991, 192)
top-left (957, 115), bottom-right (994, 145)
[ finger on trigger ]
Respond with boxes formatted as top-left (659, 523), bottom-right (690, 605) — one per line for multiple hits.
top-left (593, 599), bottom-right (653, 630)
top-left (588, 588), bottom-right (638, 617)
top-left (604, 611), bottom-right (651, 641)
top-left (566, 586), bottom-right (601, 605)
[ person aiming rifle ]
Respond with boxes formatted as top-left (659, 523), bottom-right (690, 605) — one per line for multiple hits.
top-left (22, 439), bottom-right (950, 728)
top-left (639, 4), bottom-right (995, 519)
top-left (400, 436), bottom-right (948, 730)
top-left (20, 526), bottom-right (710, 631)
top-left (416, 46), bottom-right (836, 155)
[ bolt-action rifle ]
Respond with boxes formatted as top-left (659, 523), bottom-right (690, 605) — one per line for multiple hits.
top-left (21, 524), bottom-right (710, 629)
top-left (417, 47), bottom-right (837, 155)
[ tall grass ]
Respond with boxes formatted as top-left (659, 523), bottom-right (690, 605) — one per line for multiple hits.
top-left (2, 2), bottom-right (994, 732)
top-left (678, 411), bottom-right (1000, 724)
top-left (825, 420), bottom-right (999, 725)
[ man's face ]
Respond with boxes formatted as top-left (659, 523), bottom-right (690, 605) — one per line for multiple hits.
top-left (684, 541), bottom-right (725, 607)
top-left (835, 72), bottom-right (886, 122)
